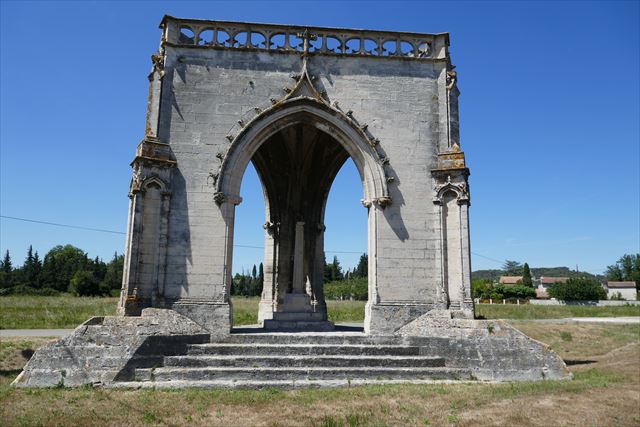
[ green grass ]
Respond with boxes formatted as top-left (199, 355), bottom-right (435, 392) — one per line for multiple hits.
top-left (326, 300), bottom-right (366, 323)
top-left (476, 303), bottom-right (640, 320)
top-left (231, 297), bottom-right (366, 325)
top-left (0, 296), bottom-right (365, 329)
top-left (2, 297), bottom-right (637, 330)
top-left (0, 296), bottom-right (118, 329)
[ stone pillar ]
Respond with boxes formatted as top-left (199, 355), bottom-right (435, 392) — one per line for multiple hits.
top-left (258, 221), bottom-right (278, 324)
top-left (364, 200), bottom-right (378, 334)
top-left (118, 188), bottom-right (145, 315)
top-left (292, 221), bottom-right (305, 293)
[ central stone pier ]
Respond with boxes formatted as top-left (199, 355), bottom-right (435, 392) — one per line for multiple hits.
top-left (263, 221), bottom-right (335, 331)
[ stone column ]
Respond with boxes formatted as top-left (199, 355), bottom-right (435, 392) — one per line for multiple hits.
top-left (292, 221), bottom-right (305, 293)
top-left (118, 190), bottom-right (144, 315)
top-left (258, 221), bottom-right (278, 324)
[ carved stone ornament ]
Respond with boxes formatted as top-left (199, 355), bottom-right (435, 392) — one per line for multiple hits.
top-left (374, 196), bottom-right (392, 208)
top-left (213, 192), bottom-right (225, 205)
top-left (446, 69), bottom-right (457, 91)
top-left (433, 175), bottom-right (470, 205)
top-left (129, 168), bottom-right (143, 196)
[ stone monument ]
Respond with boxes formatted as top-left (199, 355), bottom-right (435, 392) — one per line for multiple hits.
top-left (14, 17), bottom-right (571, 387)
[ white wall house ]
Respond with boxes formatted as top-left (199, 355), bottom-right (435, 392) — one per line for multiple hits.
top-left (606, 282), bottom-right (637, 301)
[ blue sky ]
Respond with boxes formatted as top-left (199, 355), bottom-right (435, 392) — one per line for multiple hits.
top-left (1, 1), bottom-right (638, 275)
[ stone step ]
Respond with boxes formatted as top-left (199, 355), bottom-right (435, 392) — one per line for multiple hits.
top-left (262, 320), bottom-right (335, 332)
top-left (223, 333), bottom-right (406, 345)
top-left (111, 377), bottom-right (481, 389)
top-left (163, 355), bottom-right (445, 368)
top-left (269, 311), bottom-right (327, 321)
top-left (186, 343), bottom-right (423, 356)
top-left (135, 366), bottom-right (470, 382)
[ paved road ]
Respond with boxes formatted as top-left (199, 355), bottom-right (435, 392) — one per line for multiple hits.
top-left (0, 329), bottom-right (74, 338)
top-left (1, 317), bottom-right (638, 338)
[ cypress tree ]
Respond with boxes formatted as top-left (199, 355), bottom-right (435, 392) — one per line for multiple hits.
top-left (1, 250), bottom-right (12, 273)
top-left (522, 263), bottom-right (533, 288)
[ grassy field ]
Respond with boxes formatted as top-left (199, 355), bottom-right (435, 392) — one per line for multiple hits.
top-left (1, 297), bottom-right (639, 330)
top-left (0, 297), bottom-right (366, 329)
top-left (0, 296), bottom-right (119, 329)
top-left (1, 322), bottom-right (638, 426)
top-left (232, 297), bottom-right (365, 325)
top-left (475, 303), bottom-right (640, 320)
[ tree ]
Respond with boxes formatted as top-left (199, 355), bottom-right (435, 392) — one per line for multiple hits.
top-left (102, 252), bottom-right (124, 292)
top-left (606, 254), bottom-right (640, 291)
top-left (353, 253), bottom-right (368, 278)
top-left (0, 250), bottom-right (12, 289)
top-left (41, 245), bottom-right (90, 292)
top-left (70, 270), bottom-right (101, 296)
top-left (324, 255), bottom-right (344, 282)
top-left (258, 262), bottom-right (264, 284)
top-left (1, 250), bottom-right (12, 273)
top-left (22, 246), bottom-right (43, 288)
top-left (490, 284), bottom-right (536, 300)
top-left (502, 260), bottom-right (523, 276)
top-left (471, 279), bottom-right (493, 299)
top-left (521, 263), bottom-right (533, 288)
top-left (251, 264), bottom-right (257, 280)
top-left (548, 277), bottom-right (607, 301)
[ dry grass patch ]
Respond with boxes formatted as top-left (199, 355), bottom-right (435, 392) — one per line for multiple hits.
top-left (511, 322), bottom-right (640, 359)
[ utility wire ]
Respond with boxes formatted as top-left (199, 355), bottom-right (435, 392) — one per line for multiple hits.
top-left (7, 215), bottom-right (582, 268)
top-left (1, 215), bottom-right (126, 235)
top-left (0, 215), bottom-right (365, 254)
top-left (471, 251), bottom-right (506, 265)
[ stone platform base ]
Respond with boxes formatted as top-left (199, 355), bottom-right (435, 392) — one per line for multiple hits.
top-left (13, 308), bottom-right (571, 388)
top-left (263, 293), bottom-right (335, 331)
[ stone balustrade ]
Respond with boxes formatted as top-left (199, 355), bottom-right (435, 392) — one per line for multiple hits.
top-left (160, 15), bottom-right (448, 60)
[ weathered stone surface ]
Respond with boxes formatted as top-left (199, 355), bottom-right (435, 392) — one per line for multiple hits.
top-left (13, 309), bottom-right (209, 387)
top-left (396, 310), bottom-right (572, 381)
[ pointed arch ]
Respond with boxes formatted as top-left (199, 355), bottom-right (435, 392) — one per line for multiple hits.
top-left (215, 97), bottom-right (390, 207)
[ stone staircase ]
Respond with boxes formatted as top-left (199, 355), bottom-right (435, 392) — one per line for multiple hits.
top-left (117, 332), bottom-right (472, 388)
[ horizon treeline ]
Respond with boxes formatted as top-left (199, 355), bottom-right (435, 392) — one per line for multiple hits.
top-left (0, 245), bottom-right (123, 296)
top-left (231, 253), bottom-right (369, 298)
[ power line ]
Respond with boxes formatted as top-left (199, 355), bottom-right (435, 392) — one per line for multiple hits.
top-left (6, 215), bottom-right (592, 270)
top-left (1, 215), bottom-right (364, 254)
top-left (471, 251), bottom-right (506, 265)
top-left (1, 215), bottom-right (126, 235)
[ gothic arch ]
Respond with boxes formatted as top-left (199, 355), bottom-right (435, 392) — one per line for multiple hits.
top-left (215, 97), bottom-right (390, 207)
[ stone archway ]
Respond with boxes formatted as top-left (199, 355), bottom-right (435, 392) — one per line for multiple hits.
top-left (215, 99), bottom-right (390, 331)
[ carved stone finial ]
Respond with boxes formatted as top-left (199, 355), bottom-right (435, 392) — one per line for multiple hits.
top-left (213, 192), bottom-right (225, 205)
top-left (446, 69), bottom-right (457, 91)
top-left (207, 171), bottom-right (219, 186)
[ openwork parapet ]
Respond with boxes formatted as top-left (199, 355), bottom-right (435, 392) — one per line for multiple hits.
top-left (160, 15), bottom-right (448, 60)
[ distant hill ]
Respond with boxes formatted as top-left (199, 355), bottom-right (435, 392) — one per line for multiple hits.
top-left (472, 267), bottom-right (604, 283)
